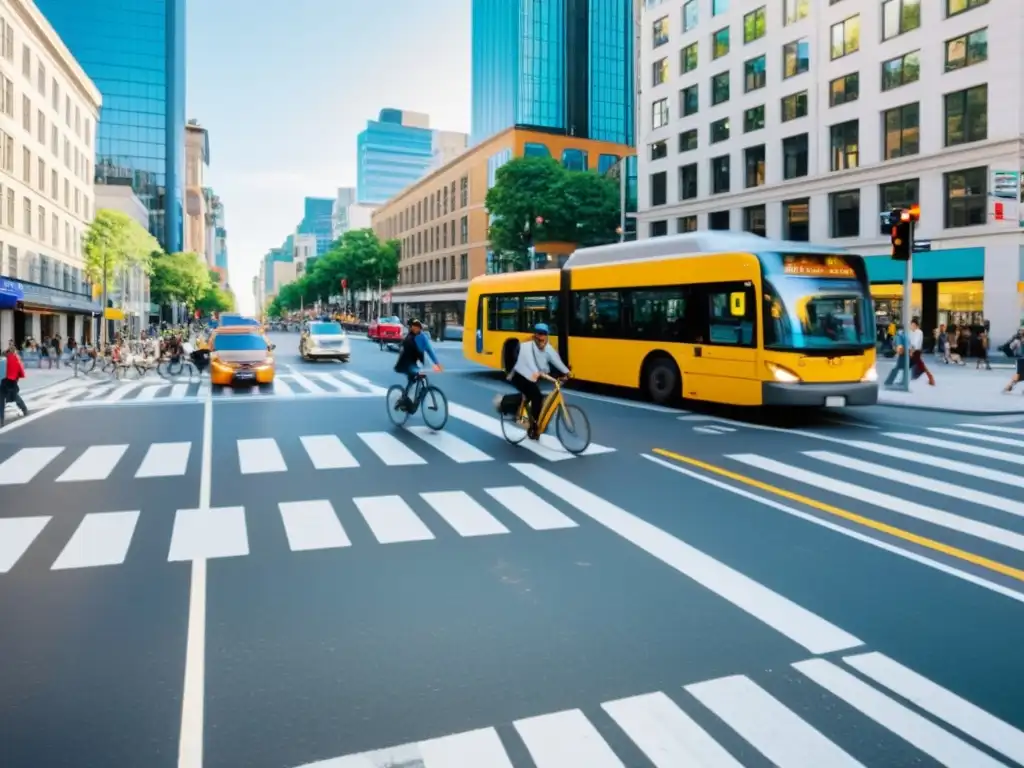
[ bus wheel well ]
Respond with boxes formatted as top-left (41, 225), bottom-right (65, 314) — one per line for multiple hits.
top-left (502, 338), bottom-right (520, 375)
top-left (640, 352), bottom-right (680, 405)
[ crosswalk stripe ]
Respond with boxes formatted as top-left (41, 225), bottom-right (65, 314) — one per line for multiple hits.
top-left (287, 370), bottom-right (326, 393)
top-left (338, 370), bottom-right (386, 394)
top-left (420, 491), bottom-right (509, 537)
top-left (0, 517), bottom-right (49, 572)
top-left (929, 427), bottom-right (1024, 448)
top-left (886, 432), bottom-right (1024, 466)
top-left (417, 727), bottom-right (515, 767)
top-left (81, 384), bottom-right (118, 400)
top-left (804, 450), bottom-right (1024, 517)
top-left (135, 384), bottom-right (167, 401)
top-left (794, 659), bottom-right (1005, 767)
top-left (515, 708), bottom-right (624, 766)
top-left (169, 383), bottom-right (189, 399)
top-left (51, 511), bottom-right (139, 570)
top-left (300, 435), bottom-right (359, 469)
top-left (728, 453), bottom-right (1024, 553)
top-left (694, 426), bottom-right (721, 434)
top-left (196, 382), bottom-right (210, 399)
top-left (353, 495), bottom-right (434, 543)
top-left (135, 442), bottom-right (191, 478)
top-left (843, 652), bottom-right (1024, 765)
top-left (837, 438), bottom-right (1024, 489)
top-left (105, 380), bottom-right (145, 401)
top-left (448, 402), bottom-right (572, 461)
top-left (959, 423), bottom-right (1024, 436)
top-left (603, 690), bottom-right (744, 767)
top-left (56, 444), bottom-right (128, 482)
top-left (312, 372), bottom-right (357, 394)
top-left (271, 377), bottom-right (295, 397)
top-left (168, 506), bottom-right (249, 560)
top-left (405, 426), bottom-right (492, 463)
top-left (358, 431), bottom-right (426, 466)
top-left (484, 486), bottom-right (578, 530)
top-left (238, 437), bottom-right (287, 474)
top-left (278, 500), bottom-right (350, 551)
top-left (0, 446), bottom-right (64, 484)
top-left (686, 674), bottom-right (863, 767)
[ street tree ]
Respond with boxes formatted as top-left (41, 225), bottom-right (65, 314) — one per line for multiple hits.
top-left (150, 251), bottom-right (212, 312)
top-left (195, 270), bottom-right (236, 315)
top-left (83, 208), bottom-right (161, 287)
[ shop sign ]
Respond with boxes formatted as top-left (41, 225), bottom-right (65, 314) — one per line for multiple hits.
top-left (989, 169), bottom-right (1020, 224)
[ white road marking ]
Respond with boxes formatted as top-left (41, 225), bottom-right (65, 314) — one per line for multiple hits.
top-left (168, 383), bottom-right (189, 399)
top-left (271, 377), bottom-right (295, 397)
top-left (512, 462), bottom-right (861, 654)
top-left (484, 486), bottom-right (578, 530)
top-left (886, 432), bottom-right (1024, 465)
top-left (358, 432), bottom-right (426, 466)
top-left (0, 517), bottom-right (49, 572)
top-left (338, 370), bottom-right (386, 394)
top-left (447, 403), bottom-right (570, 461)
top-left (105, 380), bottom-right (145, 401)
top-left (929, 427), bottom-right (1024, 448)
top-left (51, 511), bottom-right (139, 570)
top-left (300, 435), bottom-right (359, 469)
top-left (237, 437), bottom-right (286, 474)
top-left (135, 442), bottom-right (192, 478)
top-left (686, 674), bottom-right (863, 767)
top-left (279, 500), bottom-right (351, 551)
top-left (515, 709), bottom-right (624, 767)
top-left (168, 506), bottom-right (249, 561)
top-left (136, 384), bottom-right (169, 400)
top-left (959, 423), bottom-right (1024, 436)
top-left (353, 495), bottom-right (434, 543)
top-left (420, 491), bottom-right (509, 537)
top-left (288, 370), bottom-right (327, 393)
top-left (405, 426), bottom-right (492, 463)
top-left (0, 446), bottom-right (65, 484)
top-left (417, 727), bottom-right (515, 767)
top-left (313, 372), bottom-right (358, 394)
top-left (56, 444), bottom-right (128, 482)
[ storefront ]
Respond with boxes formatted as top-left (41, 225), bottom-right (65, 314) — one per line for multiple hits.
top-left (0, 278), bottom-right (25, 346)
top-left (14, 280), bottom-right (101, 347)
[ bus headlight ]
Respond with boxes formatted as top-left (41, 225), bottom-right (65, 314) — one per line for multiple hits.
top-left (861, 366), bottom-right (878, 382)
top-left (766, 362), bottom-right (800, 383)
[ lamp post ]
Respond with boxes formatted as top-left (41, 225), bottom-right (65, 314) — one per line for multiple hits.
top-left (100, 251), bottom-right (108, 347)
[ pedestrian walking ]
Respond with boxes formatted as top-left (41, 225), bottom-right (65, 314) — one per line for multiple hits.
top-left (0, 340), bottom-right (29, 427)
top-left (883, 325), bottom-right (908, 387)
top-left (1003, 329), bottom-right (1024, 393)
top-left (908, 318), bottom-right (935, 386)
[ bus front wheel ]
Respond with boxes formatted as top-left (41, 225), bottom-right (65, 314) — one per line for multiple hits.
top-left (643, 356), bottom-right (679, 405)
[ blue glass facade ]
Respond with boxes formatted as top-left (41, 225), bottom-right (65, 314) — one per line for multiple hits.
top-left (471, 0), bottom-right (634, 147)
top-left (297, 197), bottom-right (335, 255)
top-left (35, 0), bottom-right (186, 253)
top-left (356, 112), bottom-right (434, 205)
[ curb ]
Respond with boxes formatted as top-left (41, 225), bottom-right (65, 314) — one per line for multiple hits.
top-left (874, 400), bottom-right (1024, 416)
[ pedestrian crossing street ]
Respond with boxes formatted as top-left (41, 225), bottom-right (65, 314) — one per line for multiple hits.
top-left (0, 485), bottom-right (581, 574)
top-left (300, 650), bottom-right (1024, 767)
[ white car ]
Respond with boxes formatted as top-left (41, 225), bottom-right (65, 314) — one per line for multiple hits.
top-left (300, 321), bottom-right (351, 362)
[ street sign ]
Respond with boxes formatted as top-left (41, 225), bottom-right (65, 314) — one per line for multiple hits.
top-left (912, 240), bottom-right (931, 252)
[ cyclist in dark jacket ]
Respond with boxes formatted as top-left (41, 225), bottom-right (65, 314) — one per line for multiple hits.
top-left (394, 319), bottom-right (441, 410)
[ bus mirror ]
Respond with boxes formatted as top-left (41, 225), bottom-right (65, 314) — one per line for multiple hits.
top-left (730, 292), bottom-right (746, 316)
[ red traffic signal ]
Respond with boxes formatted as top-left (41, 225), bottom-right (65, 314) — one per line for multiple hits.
top-left (340, 278), bottom-right (347, 290)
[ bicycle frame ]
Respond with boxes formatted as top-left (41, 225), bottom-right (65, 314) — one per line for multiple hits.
top-left (518, 375), bottom-right (575, 433)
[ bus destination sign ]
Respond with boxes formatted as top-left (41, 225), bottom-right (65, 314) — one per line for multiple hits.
top-left (782, 255), bottom-right (856, 278)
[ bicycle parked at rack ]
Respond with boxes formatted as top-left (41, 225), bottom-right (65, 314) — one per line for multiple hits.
top-left (386, 372), bottom-right (448, 430)
top-left (498, 373), bottom-right (591, 454)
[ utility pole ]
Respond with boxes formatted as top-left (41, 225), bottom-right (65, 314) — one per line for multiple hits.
top-left (100, 250), bottom-right (108, 347)
top-left (886, 205), bottom-right (920, 392)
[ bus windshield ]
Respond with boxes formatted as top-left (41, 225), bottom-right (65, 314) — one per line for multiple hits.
top-left (761, 253), bottom-right (874, 352)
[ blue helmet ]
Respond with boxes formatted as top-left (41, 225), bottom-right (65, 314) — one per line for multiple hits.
top-left (534, 323), bottom-right (550, 335)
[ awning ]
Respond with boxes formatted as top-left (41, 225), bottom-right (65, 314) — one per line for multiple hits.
top-left (0, 278), bottom-right (24, 310)
top-left (392, 291), bottom-right (469, 303)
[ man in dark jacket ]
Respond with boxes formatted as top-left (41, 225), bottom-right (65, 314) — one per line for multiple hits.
top-left (393, 319), bottom-right (441, 411)
top-left (1, 341), bottom-right (29, 427)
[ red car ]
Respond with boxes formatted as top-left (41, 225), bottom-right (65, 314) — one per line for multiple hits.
top-left (368, 316), bottom-right (405, 348)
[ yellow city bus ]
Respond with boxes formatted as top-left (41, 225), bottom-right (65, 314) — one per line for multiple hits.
top-left (463, 232), bottom-right (878, 407)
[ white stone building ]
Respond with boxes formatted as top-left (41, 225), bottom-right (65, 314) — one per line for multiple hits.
top-left (331, 186), bottom-right (375, 239)
top-left (0, 0), bottom-right (101, 346)
top-left (637, 0), bottom-right (1023, 340)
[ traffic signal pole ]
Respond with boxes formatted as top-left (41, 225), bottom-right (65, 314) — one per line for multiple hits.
top-left (897, 220), bottom-right (913, 392)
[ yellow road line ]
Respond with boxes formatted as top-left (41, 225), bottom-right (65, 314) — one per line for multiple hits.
top-left (652, 447), bottom-right (1024, 583)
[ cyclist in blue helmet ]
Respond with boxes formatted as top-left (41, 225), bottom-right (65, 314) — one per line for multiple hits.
top-left (508, 322), bottom-right (569, 439)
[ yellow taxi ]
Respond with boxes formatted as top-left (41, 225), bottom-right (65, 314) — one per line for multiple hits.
top-left (208, 328), bottom-right (276, 387)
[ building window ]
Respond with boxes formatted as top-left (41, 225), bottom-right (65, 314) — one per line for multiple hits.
top-left (744, 56), bottom-right (766, 92)
top-left (944, 167), bottom-right (986, 228)
top-left (711, 155), bottom-right (730, 194)
top-left (681, 85), bottom-right (699, 116)
top-left (882, 51), bottom-right (920, 91)
top-left (712, 0), bottom-right (729, 15)
top-left (678, 215), bottom-right (698, 233)
top-left (783, 39), bottom-right (809, 78)
top-left (712, 28), bottom-right (729, 59)
top-left (653, 16), bottom-right (669, 47)
top-left (460, 176), bottom-right (468, 207)
top-left (830, 73), bottom-right (859, 106)
top-left (679, 129), bottom-right (698, 152)
top-left (784, 0), bottom-right (810, 25)
top-left (783, 133), bottom-right (808, 179)
top-left (679, 163), bottom-right (698, 200)
top-left (652, 97), bottom-right (669, 128)
top-left (744, 105), bottom-right (765, 132)
top-left (708, 211), bottom-right (730, 230)
top-left (650, 220), bottom-right (669, 237)
top-left (783, 198), bottom-right (810, 241)
top-left (830, 16), bottom-right (860, 60)
top-left (882, 0), bottom-right (920, 40)
top-left (830, 191), bottom-right (860, 238)
top-left (711, 72), bottom-right (729, 105)
top-left (653, 57), bottom-right (669, 86)
top-left (650, 171), bottom-right (668, 206)
top-left (681, 43), bottom-right (698, 73)
top-left (683, 0), bottom-right (698, 31)
top-left (883, 103), bottom-right (920, 160)
top-left (781, 91), bottom-right (808, 121)
top-left (21, 147), bottom-right (29, 184)
top-left (743, 205), bottom-right (766, 236)
top-left (745, 145), bottom-right (765, 188)
top-left (945, 84), bottom-right (987, 146)
top-left (650, 140), bottom-right (668, 160)
top-left (460, 253), bottom-right (468, 279)
top-left (460, 215), bottom-right (468, 244)
top-left (947, 0), bottom-right (987, 17)
top-left (830, 120), bottom-right (859, 171)
top-left (945, 28), bottom-right (987, 72)
top-left (23, 197), bottom-right (30, 235)
top-left (879, 179), bottom-right (919, 233)
top-left (743, 7), bottom-right (766, 43)
top-left (710, 117), bottom-right (730, 144)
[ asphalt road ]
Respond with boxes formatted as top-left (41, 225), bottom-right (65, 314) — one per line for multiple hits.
top-left (1, 331), bottom-right (1023, 767)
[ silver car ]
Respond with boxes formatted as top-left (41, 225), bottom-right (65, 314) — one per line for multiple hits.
top-left (300, 321), bottom-right (351, 362)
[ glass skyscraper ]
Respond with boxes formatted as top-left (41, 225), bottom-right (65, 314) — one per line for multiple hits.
top-left (471, 0), bottom-right (634, 148)
top-left (356, 109), bottom-right (434, 206)
top-left (34, 0), bottom-right (187, 253)
top-left (297, 197), bottom-right (336, 256)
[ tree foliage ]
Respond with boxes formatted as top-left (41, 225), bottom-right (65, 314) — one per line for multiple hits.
top-left (83, 208), bottom-right (161, 285)
top-left (484, 156), bottom-right (620, 265)
top-left (267, 228), bottom-right (399, 315)
top-left (149, 251), bottom-right (212, 310)
top-left (195, 270), bottom-right (236, 315)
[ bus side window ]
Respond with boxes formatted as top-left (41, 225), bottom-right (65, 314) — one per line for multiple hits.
top-left (705, 284), bottom-right (756, 347)
top-left (546, 294), bottom-right (559, 335)
top-left (631, 288), bottom-right (686, 342)
top-left (572, 291), bottom-right (622, 337)
top-left (490, 296), bottom-right (520, 331)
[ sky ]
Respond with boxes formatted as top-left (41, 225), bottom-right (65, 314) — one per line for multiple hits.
top-left (186, 0), bottom-right (472, 314)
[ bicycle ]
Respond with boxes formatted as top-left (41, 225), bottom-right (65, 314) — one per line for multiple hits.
top-left (500, 374), bottom-right (591, 454)
top-left (386, 372), bottom-right (448, 430)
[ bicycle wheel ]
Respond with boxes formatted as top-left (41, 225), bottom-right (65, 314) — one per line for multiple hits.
top-left (386, 385), bottom-right (410, 427)
top-left (420, 385), bottom-right (448, 430)
top-left (555, 403), bottom-right (591, 455)
top-left (500, 409), bottom-right (528, 444)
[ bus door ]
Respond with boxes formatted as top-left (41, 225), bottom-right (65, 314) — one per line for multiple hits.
top-left (684, 282), bottom-right (760, 405)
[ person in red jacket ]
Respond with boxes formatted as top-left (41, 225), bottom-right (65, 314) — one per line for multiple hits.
top-left (1, 340), bottom-right (29, 427)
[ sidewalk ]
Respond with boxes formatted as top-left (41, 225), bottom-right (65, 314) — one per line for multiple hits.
top-left (875, 358), bottom-right (1024, 413)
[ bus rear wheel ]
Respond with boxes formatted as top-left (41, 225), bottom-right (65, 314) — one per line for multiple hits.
top-left (643, 356), bottom-right (679, 405)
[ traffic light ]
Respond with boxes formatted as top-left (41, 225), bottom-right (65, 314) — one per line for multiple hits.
top-left (889, 205), bottom-right (919, 261)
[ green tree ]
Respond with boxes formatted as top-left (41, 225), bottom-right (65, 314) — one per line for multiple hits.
top-left (195, 270), bottom-right (236, 315)
top-left (83, 208), bottom-right (161, 286)
top-left (150, 251), bottom-right (212, 310)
